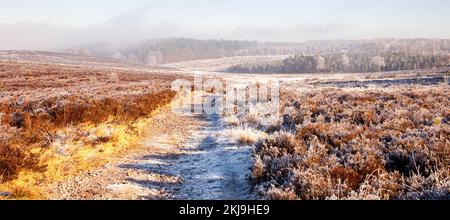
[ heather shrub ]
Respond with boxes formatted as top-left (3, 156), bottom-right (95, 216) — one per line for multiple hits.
top-left (253, 86), bottom-right (450, 200)
top-left (0, 61), bottom-right (182, 182)
top-left (0, 136), bottom-right (40, 182)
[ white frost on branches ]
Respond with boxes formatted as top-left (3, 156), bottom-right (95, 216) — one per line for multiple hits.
top-left (370, 56), bottom-right (386, 72)
top-left (315, 56), bottom-right (326, 71)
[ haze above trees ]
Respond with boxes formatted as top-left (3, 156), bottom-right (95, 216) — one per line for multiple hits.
top-left (66, 38), bottom-right (450, 71)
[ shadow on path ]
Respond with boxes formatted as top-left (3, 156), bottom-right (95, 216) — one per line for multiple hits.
top-left (115, 112), bottom-right (257, 200)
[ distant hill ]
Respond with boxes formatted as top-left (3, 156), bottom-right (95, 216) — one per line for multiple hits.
top-left (65, 38), bottom-right (262, 65)
top-left (0, 50), bottom-right (176, 71)
top-left (64, 38), bottom-right (450, 66)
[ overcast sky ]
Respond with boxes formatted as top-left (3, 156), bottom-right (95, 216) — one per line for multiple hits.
top-left (1, 0), bottom-right (450, 50)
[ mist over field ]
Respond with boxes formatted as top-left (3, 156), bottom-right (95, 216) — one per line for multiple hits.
top-left (1, 0), bottom-right (450, 50)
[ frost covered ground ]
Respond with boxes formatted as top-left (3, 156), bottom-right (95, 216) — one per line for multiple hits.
top-left (1, 51), bottom-right (448, 200)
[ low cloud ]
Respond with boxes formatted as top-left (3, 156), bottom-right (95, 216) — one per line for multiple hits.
top-left (0, 1), bottom-right (448, 51)
top-left (0, 20), bottom-right (357, 50)
top-left (222, 23), bottom-right (353, 42)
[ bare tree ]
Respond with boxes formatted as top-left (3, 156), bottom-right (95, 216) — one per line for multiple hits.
top-left (370, 56), bottom-right (386, 72)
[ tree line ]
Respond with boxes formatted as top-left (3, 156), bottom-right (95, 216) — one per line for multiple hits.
top-left (67, 38), bottom-right (450, 66)
top-left (227, 52), bottom-right (450, 73)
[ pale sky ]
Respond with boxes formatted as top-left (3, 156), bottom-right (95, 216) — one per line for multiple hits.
top-left (1, 0), bottom-right (450, 50)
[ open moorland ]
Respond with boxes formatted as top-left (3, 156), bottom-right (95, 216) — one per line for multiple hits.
top-left (0, 58), bottom-right (185, 198)
top-left (0, 46), bottom-right (449, 200)
top-left (250, 85), bottom-right (449, 200)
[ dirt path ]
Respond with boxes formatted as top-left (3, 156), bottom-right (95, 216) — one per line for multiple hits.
top-left (47, 102), bottom-right (256, 200)
top-left (167, 113), bottom-right (256, 200)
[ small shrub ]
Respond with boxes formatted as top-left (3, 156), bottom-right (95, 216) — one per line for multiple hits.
top-left (223, 115), bottom-right (240, 127)
top-left (0, 140), bottom-right (38, 183)
top-left (230, 126), bottom-right (267, 146)
top-left (252, 156), bottom-right (265, 182)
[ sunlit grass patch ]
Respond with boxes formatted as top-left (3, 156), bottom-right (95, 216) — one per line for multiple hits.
top-left (228, 126), bottom-right (268, 146)
top-left (222, 115), bottom-right (240, 127)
